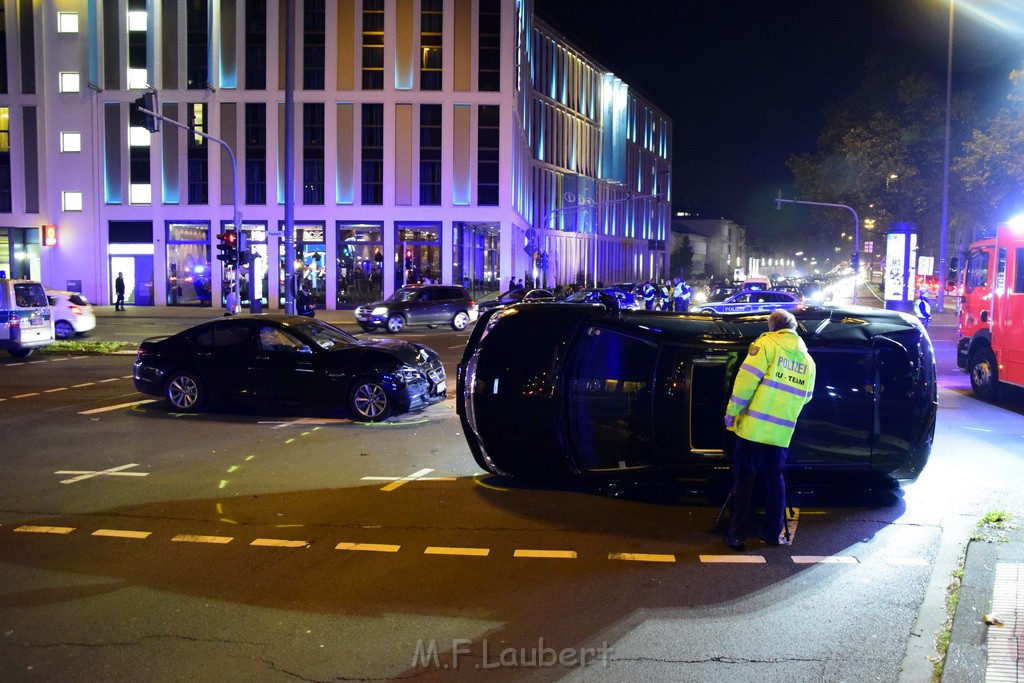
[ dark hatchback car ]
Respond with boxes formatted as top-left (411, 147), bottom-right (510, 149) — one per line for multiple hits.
top-left (355, 284), bottom-right (479, 333)
top-left (457, 304), bottom-right (936, 487)
top-left (134, 314), bottom-right (446, 421)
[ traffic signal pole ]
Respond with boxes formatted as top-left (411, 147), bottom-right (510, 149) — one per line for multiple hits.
top-left (775, 191), bottom-right (861, 305)
top-left (134, 92), bottom-right (249, 313)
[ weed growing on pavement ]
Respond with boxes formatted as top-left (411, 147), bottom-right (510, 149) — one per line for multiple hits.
top-left (971, 510), bottom-right (1016, 543)
top-left (931, 562), bottom-right (966, 682)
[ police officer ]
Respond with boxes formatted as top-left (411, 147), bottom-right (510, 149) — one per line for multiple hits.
top-left (914, 291), bottom-right (931, 329)
top-left (641, 280), bottom-right (656, 311)
top-left (673, 278), bottom-right (692, 313)
top-left (723, 309), bottom-right (816, 551)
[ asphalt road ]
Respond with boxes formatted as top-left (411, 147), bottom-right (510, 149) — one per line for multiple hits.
top-left (1, 308), bottom-right (1022, 681)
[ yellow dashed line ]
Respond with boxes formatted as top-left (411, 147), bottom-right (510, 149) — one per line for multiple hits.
top-left (514, 549), bottom-right (577, 559)
top-left (12, 392), bottom-right (40, 399)
top-left (14, 525), bottom-right (74, 534)
top-left (44, 387), bottom-right (68, 393)
top-left (336, 542), bottom-right (401, 553)
top-left (699, 555), bottom-right (767, 564)
top-left (608, 552), bottom-right (676, 563)
top-left (251, 538), bottom-right (309, 548)
top-left (92, 529), bottom-right (152, 539)
top-left (171, 534), bottom-right (233, 544)
top-left (424, 546), bottom-right (490, 557)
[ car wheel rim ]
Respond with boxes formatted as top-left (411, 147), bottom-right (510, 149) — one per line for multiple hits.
top-left (972, 361), bottom-right (992, 387)
top-left (354, 383), bottom-right (388, 418)
top-left (454, 313), bottom-right (468, 329)
top-left (168, 376), bottom-right (198, 409)
top-left (388, 318), bottom-right (403, 333)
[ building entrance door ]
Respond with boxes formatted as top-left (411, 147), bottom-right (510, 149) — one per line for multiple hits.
top-left (110, 255), bottom-right (154, 306)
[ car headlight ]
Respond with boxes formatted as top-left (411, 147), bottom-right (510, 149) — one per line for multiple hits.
top-left (395, 364), bottom-right (422, 383)
top-left (371, 306), bottom-right (388, 316)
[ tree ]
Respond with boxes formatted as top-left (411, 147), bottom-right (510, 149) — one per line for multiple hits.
top-left (670, 235), bottom-right (696, 279)
top-left (953, 69), bottom-right (1024, 240)
top-left (787, 58), bottom-right (967, 260)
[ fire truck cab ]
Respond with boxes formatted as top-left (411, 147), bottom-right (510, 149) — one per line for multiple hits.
top-left (957, 219), bottom-right (1024, 400)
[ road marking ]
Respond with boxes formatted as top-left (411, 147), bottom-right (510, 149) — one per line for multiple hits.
top-left (78, 399), bottom-right (156, 415)
top-left (251, 538), bottom-right (310, 548)
top-left (12, 392), bottom-right (40, 399)
top-left (259, 417), bottom-right (348, 429)
top-left (55, 463), bottom-right (148, 484)
top-left (699, 555), bottom-right (768, 563)
top-left (514, 549), bottom-right (577, 559)
top-left (424, 546), bottom-right (490, 557)
top-left (362, 467), bottom-right (458, 491)
top-left (609, 552), bottom-right (676, 563)
top-left (336, 542), bottom-right (401, 553)
top-left (72, 382), bottom-right (96, 388)
top-left (92, 529), bottom-right (152, 539)
top-left (884, 557), bottom-right (930, 566)
top-left (44, 387), bottom-right (68, 393)
top-left (791, 556), bottom-right (859, 564)
top-left (97, 378), bottom-right (122, 383)
top-left (14, 525), bottom-right (75, 534)
top-left (171, 534), bottom-right (233, 544)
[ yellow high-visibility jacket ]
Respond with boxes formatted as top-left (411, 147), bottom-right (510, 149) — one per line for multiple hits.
top-left (725, 328), bottom-right (816, 448)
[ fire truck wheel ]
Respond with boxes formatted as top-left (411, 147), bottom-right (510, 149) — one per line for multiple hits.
top-left (969, 347), bottom-right (999, 401)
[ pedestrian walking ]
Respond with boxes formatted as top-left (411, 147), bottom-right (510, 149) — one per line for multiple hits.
top-left (723, 308), bottom-right (816, 551)
top-left (114, 272), bottom-right (126, 311)
top-left (914, 291), bottom-right (931, 329)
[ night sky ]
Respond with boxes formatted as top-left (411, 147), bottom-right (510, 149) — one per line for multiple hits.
top-left (533, 0), bottom-right (1024, 235)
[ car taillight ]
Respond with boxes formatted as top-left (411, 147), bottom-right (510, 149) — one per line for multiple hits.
top-left (8, 313), bottom-right (19, 329)
top-left (69, 305), bottom-right (81, 315)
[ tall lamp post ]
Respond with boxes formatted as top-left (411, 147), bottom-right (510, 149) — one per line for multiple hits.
top-left (937, 0), bottom-right (954, 313)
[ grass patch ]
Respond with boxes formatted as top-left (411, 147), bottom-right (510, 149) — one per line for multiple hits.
top-left (40, 340), bottom-right (138, 355)
top-left (973, 510), bottom-right (1016, 543)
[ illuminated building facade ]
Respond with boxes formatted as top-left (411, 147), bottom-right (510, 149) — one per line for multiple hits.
top-left (0, 0), bottom-right (671, 308)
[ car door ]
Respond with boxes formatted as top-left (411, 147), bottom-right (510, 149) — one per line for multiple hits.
top-left (407, 289), bottom-right (438, 325)
top-left (194, 320), bottom-right (254, 402)
top-left (248, 323), bottom-right (321, 405)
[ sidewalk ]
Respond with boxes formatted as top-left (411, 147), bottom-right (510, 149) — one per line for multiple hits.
top-left (944, 525), bottom-right (1024, 682)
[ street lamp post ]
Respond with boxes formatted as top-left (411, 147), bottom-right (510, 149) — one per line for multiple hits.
top-left (938, 0), bottom-right (955, 313)
top-left (775, 192), bottom-right (861, 304)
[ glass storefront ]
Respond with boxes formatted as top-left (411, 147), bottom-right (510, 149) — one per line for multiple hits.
top-left (222, 221), bottom-right (269, 308)
top-left (0, 227), bottom-right (42, 280)
top-left (278, 222), bottom-right (326, 308)
top-left (453, 222), bottom-right (500, 298)
top-left (337, 221), bottom-right (384, 305)
top-left (395, 222), bottom-right (440, 287)
top-left (167, 222), bottom-right (212, 306)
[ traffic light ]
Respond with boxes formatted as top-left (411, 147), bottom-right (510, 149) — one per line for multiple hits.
top-left (216, 231), bottom-right (238, 264)
top-left (131, 91), bottom-right (160, 133)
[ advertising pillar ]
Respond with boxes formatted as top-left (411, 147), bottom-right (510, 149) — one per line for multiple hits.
top-left (884, 222), bottom-right (917, 313)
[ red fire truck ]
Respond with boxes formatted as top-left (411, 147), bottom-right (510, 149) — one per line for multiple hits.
top-left (957, 218), bottom-right (1024, 400)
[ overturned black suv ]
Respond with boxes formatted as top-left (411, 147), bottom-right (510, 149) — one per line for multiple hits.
top-left (456, 303), bottom-right (936, 488)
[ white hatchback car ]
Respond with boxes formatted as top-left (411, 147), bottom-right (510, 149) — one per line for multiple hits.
top-left (46, 289), bottom-right (97, 339)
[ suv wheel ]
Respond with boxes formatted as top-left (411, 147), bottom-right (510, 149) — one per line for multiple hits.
top-left (386, 314), bottom-right (405, 333)
top-left (452, 311), bottom-right (470, 331)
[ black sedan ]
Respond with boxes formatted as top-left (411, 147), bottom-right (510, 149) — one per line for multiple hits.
top-left (476, 288), bottom-right (556, 313)
top-left (457, 304), bottom-right (936, 487)
top-left (134, 314), bottom-right (446, 421)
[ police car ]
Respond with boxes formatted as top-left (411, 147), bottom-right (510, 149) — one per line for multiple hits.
top-left (697, 289), bottom-right (803, 315)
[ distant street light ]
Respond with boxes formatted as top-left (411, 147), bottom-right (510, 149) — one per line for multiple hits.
top-left (938, 0), bottom-right (954, 313)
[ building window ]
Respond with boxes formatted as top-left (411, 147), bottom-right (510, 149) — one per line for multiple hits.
top-left (245, 0), bottom-right (267, 89)
top-left (395, 223), bottom-right (440, 286)
top-left (361, 0), bottom-right (384, 90)
top-left (420, 0), bottom-right (442, 91)
top-left (245, 103), bottom-right (266, 204)
top-left (57, 12), bottom-right (79, 33)
top-left (167, 222), bottom-right (212, 306)
top-left (187, 104), bottom-right (208, 204)
top-left (302, 103), bottom-right (324, 204)
top-left (303, 0), bottom-right (325, 89)
top-left (478, 0), bottom-right (501, 92)
top-left (129, 184), bottom-right (152, 205)
top-left (0, 107), bottom-right (10, 211)
top-left (186, 0), bottom-right (209, 89)
top-left (62, 191), bottom-right (83, 211)
top-left (478, 105), bottom-right (499, 206)
top-left (59, 72), bottom-right (80, 93)
top-left (0, 5), bottom-right (8, 95)
top-left (337, 222), bottom-right (384, 306)
top-left (419, 104), bottom-right (441, 206)
top-left (127, 98), bottom-right (151, 205)
top-left (60, 131), bottom-right (81, 152)
top-left (361, 103), bottom-right (383, 205)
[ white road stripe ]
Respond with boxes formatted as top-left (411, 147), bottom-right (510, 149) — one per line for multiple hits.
top-left (14, 525), bottom-right (75, 534)
top-left (336, 542), bottom-right (401, 553)
top-left (424, 546), bottom-right (490, 557)
top-left (171, 534), bottom-right (233, 544)
top-left (791, 556), bottom-right (859, 564)
top-left (92, 529), bottom-right (152, 539)
top-left (78, 399), bottom-right (156, 415)
top-left (251, 538), bottom-right (310, 548)
top-left (699, 555), bottom-right (768, 563)
top-left (44, 387), bottom-right (68, 393)
top-left (97, 378), bottom-right (121, 383)
top-left (12, 392), bottom-right (40, 399)
top-left (72, 382), bottom-right (96, 388)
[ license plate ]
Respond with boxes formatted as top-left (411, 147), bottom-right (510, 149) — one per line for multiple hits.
top-left (435, 380), bottom-right (446, 395)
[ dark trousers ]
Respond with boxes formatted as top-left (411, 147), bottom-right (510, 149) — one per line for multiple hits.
top-left (727, 436), bottom-right (788, 541)
top-left (115, 293), bottom-right (125, 310)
